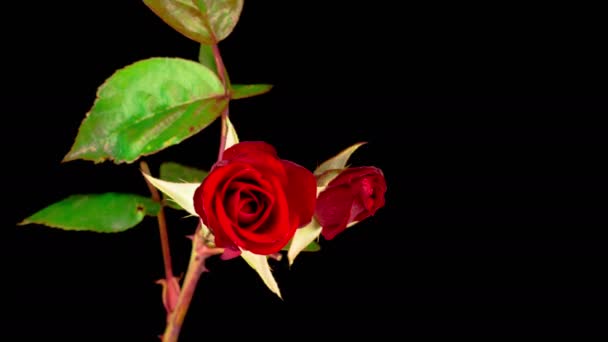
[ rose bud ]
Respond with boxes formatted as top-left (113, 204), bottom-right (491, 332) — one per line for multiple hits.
top-left (315, 166), bottom-right (386, 240)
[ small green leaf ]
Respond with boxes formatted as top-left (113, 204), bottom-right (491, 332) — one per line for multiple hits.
top-left (160, 162), bottom-right (209, 183)
top-left (240, 250), bottom-right (282, 299)
top-left (198, 44), bottom-right (217, 71)
top-left (198, 44), bottom-right (231, 87)
top-left (18, 193), bottom-right (160, 233)
top-left (143, 173), bottom-right (199, 217)
top-left (63, 58), bottom-right (228, 164)
top-left (287, 219), bottom-right (323, 266)
top-left (230, 84), bottom-right (273, 100)
top-left (314, 142), bottom-right (367, 177)
top-left (281, 240), bottom-right (320, 252)
top-left (144, 0), bottom-right (244, 44)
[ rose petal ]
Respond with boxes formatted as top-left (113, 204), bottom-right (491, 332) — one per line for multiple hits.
top-left (193, 182), bottom-right (207, 223)
top-left (235, 177), bottom-right (294, 254)
top-left (226, 144), bottom-right (286, 184)
top-left (225, 180), bottom-right (267, 227)
top-left (212, 168), bottom-right (254, 249)
top-left (229, 178), bottom-right (275, 232)
top-left (315, 184), bottom-right (354, 240)
top-left (348, 196), bottom-right (369, 223)
top-left (220, 246), bottom-right (242, 260)
top-left (346, 177), bottom-right (375, 222)
top-left (235, 189), bottom-right (287, 243)
top-left (222, 141), bottom-right (278, 160)
top-left (214, 174), bottom-right (287, 254)
top-left (221, 141), bottom-right (288, 185)
top-left (195, 164), bottom-right (252, 250)
top-left (327, 166), bottom-right (383, 188)
top-left (238, 152), bottom-right (287, 185)
top-left (281, 160), bottom-right (317, 228)
top-left (237, 197), bottom-right (261, 225)
top-left (357, 175), bottom-right (386, 219)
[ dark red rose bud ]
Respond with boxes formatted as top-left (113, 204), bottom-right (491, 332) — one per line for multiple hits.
top-left (315, 166), bottom-right (386, 240)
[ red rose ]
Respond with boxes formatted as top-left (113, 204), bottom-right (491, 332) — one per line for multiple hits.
top-left (193, 141), bottom-right (317, 255)
top-left (315, 166), bottom-right (386, 240)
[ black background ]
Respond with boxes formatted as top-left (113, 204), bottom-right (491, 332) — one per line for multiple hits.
top-left (4, 1), bottom-right (606, 339)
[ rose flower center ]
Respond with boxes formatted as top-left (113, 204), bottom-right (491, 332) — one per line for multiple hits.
top-left (224, 178), bottom-right (273, 232)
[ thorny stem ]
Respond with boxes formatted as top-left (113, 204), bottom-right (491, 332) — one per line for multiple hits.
top-left (140, 161), bottom-right (174, 282)
top-left (212, 44), bottom-right (230, 161)
top-left (161, 44), bottom-right (230, 342)
top-left (161, 226), bottom-right (224, 342)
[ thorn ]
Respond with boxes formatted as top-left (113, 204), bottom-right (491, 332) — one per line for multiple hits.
top-left (268, 253), bottom-right (283, 262)
top-left (185, 234), bottom-right (195, 241)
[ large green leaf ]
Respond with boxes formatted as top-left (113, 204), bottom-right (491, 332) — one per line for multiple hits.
top-left (18, 193), bottom-right (160, 233)
top-left (231, 84), bottom-right (273, 100)
top-left (144, 0), bottom-right (244, 44)
top-left (63, 58), bottom-right (228, 164)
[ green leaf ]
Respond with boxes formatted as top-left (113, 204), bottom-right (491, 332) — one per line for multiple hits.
top-left (198, 43), bottom-right (217, 69)
top-left (144, 0), bottom-right (244, 44)
top-left (230, 84), bottom-right (273, 100)
top-left (63, 58), bottom-right (228, 164)
top-left (287, 219), bottom-right (323, 266)
top-left (198, 44), bottom-right (231, 87)
top-left (18, 193), bottom-right (160, 233)
top-left (160, 162), bottom-right (208, 183)
top-left (314, 142), bottom-right (367, 177)
top-left (281, 240), bottom-right (320, 252)
top-left (143, 173), bottom-right (200, 217)
top-left (241, 250), bottom-right (282, 299)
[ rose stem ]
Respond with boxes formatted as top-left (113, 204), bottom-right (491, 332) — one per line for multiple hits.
top-left (160, 44), bottom-right (230, 342)
top-left (212, 44), bottom-right (226, 87)
top-left (161, 226), bottom-right (224, 342)
top-left (212, 43), bottom-right (230, 160)
top-left (140, 161), bottom-right (175, 292)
